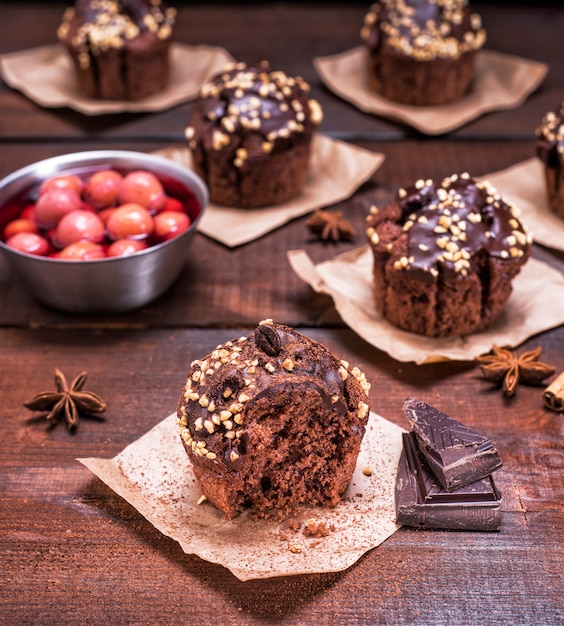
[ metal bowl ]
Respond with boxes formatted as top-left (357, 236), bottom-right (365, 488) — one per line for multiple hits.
top-left (0, 150), bottom-right (208, 313)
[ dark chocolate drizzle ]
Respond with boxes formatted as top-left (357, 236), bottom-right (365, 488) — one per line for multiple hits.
top-left (191, 62), bottom-right (321, 151)
top-left (367, 173), bottom-right (530, 280)
top-left (362, 0), bottom-right (485, 60)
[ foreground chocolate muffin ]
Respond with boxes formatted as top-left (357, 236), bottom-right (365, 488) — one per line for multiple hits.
top-left (536, 101), bottom-right (564, 218)
top-left (58, 0), bottom-right (176, 101)
top-left (177, 321), bottom-right (371, 518)
top-left (185, 61), bottom-right (323, 208)
top-left (366, 173), bottom-right (532, 337)
top-left (361, 0), bottom-right (486, 106)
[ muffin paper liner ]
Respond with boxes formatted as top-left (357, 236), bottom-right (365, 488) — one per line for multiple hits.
top-left (289, 247), bottom-right (564, 364)
top-left (0, 43), bottom-right (234, 115)
top-left (314, 47), bottom-right (548, 135)
top-left (156, 136), bottom-right (385, 247)
top-left (79, 410), bottom-right (404, 581)
top-left (482, 158), bottom-right (564, 252)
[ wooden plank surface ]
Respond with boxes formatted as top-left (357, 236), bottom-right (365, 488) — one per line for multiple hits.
top-left (1, 140), bottom-right (562, 328)
top-left (1, 3), bottom-right (564, 142)
top-left (2, 327), bottom-right (563, 625)
top-left (1, 2), bottom-right (563, 625)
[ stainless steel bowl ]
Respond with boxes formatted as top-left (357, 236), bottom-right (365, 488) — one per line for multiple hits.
top-left (0, 150), bottom-right (208, 313)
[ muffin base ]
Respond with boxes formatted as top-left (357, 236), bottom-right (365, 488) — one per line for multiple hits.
top-left (372, 254), bottom-right (524, 338)
top-left (543, 164), bottom-right (564, 219)
top-left (63, 34), bottom-right (170, 101)
top-left (366, 48), bottom-right (476, 106)
top-left (183, 383), bottom-right (362, 518)
top-left (191, 141), bottom-right (311, 209)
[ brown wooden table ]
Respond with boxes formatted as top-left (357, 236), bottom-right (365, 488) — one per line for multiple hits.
top-left (1, 3), bottom-right (563, 624)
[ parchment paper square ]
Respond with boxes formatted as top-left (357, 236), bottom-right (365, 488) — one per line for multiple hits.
top-left (156, 136), bottom-right (385, 247)
top-left (0, 43), bottom-right (234, 115)
top-left (483, 158), bottom-right (564, 252)
top-left (289, 247), bottom-right (564, 364)
top-left (79, 410), bottom-right (404, 581)
top-left (314, 47), bottom-right (547, 135)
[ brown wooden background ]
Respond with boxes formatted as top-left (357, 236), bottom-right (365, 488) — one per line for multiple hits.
top-left (1, 3), bottom-right (563, 624)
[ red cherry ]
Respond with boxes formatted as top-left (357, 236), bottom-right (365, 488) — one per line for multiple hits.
top-left (84, 169), bottom-right (123, 209)
top-left (183, 192), bottom-right (201, 218)
top-left (106, 203), bottom-right (154, 239)
top-left (57, 241), bottom-right (106, 260)
top-left (107, 238), bottom-right (148, 257)
top-left (6, 231), bottom-right (50, 256)
top-left (153, 210), bottom-right (191, 241)
top-left (34, 187), bottom-right (83, 229)
top-left (4, 218), bottom-right (39, 240)
top-left (161, 196), bottom-right (185, 213)
top-left (54, 209), bottom-right (106, 248)
top-left (119, 170), bottom-right (166, 212)
top-left (98, 207), bottom-right (117, 225)
top-left (20, 204), bottom-right (36, 220)
top-left (39, 174), bottom-right (83, 195)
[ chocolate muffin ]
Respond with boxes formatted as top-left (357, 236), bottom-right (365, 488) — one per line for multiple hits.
top-left (536, 101), bottom-right (564, 218)
top-left (185, 61), bottom-right (323, 208)
top-left (58, 0), bottom-right (176, 101)
top-left (177, 320), bottom-right (371, 518)
top-left (361, 0), bottom-right (486, 106)
top-left (366, 173), bottom-right (532, 337)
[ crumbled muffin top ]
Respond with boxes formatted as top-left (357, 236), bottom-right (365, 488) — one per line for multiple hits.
top-left (177, 320), bottom-right (370, 471)
top-left (366, 173), bottom-right (531, 280)
top-left (361, 0), bottom-right (486, 61)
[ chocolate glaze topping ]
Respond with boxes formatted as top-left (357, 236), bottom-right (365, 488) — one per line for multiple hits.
top-left (536, 101), bottom-right (564, 169)
top-left (58, 0), bottom-right (176, 57)
top-left (361, 0), bottom-right (486, 61)
top-left (177, 320), bottom-right (370, 472)
top-left (185, 62), bottom-right (323, 165)
top-left (366, 173), bottom-right (531, 282)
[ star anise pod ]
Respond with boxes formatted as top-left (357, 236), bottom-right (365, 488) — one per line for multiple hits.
top-left (23, 368), bottom-right (106, 431)
top-left (475, 345), bottom-right (555, 397)
top-left (306, 209), bottom-right (357, 242)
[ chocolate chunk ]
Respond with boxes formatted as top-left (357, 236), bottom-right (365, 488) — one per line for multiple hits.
top-left (254, 323), bottom-right (282, 356)
top-left (404, 398), bottom-right (502, 492)
top-left (395, 433), bottom-right (502, 531)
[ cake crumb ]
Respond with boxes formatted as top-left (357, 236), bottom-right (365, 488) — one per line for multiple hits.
top-left (302, 518), bottom-right (332, 538)
top-left (289, 544), bottom-right (303, 554)
top-left (362, 467), bottom-right (373, 476)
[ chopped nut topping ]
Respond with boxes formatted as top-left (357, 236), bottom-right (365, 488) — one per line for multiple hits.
top-left (58, 0), bottom-right (175, 62)
top-left (366, 174), bottom-right (530, 279)
top-left (187, 62), bottom-right (322, 154)
top-left (283, 358), bottom-right (294, 372)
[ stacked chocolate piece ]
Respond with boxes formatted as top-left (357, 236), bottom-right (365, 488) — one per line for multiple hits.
top-left (395, 398), bottom-right (503, 531)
